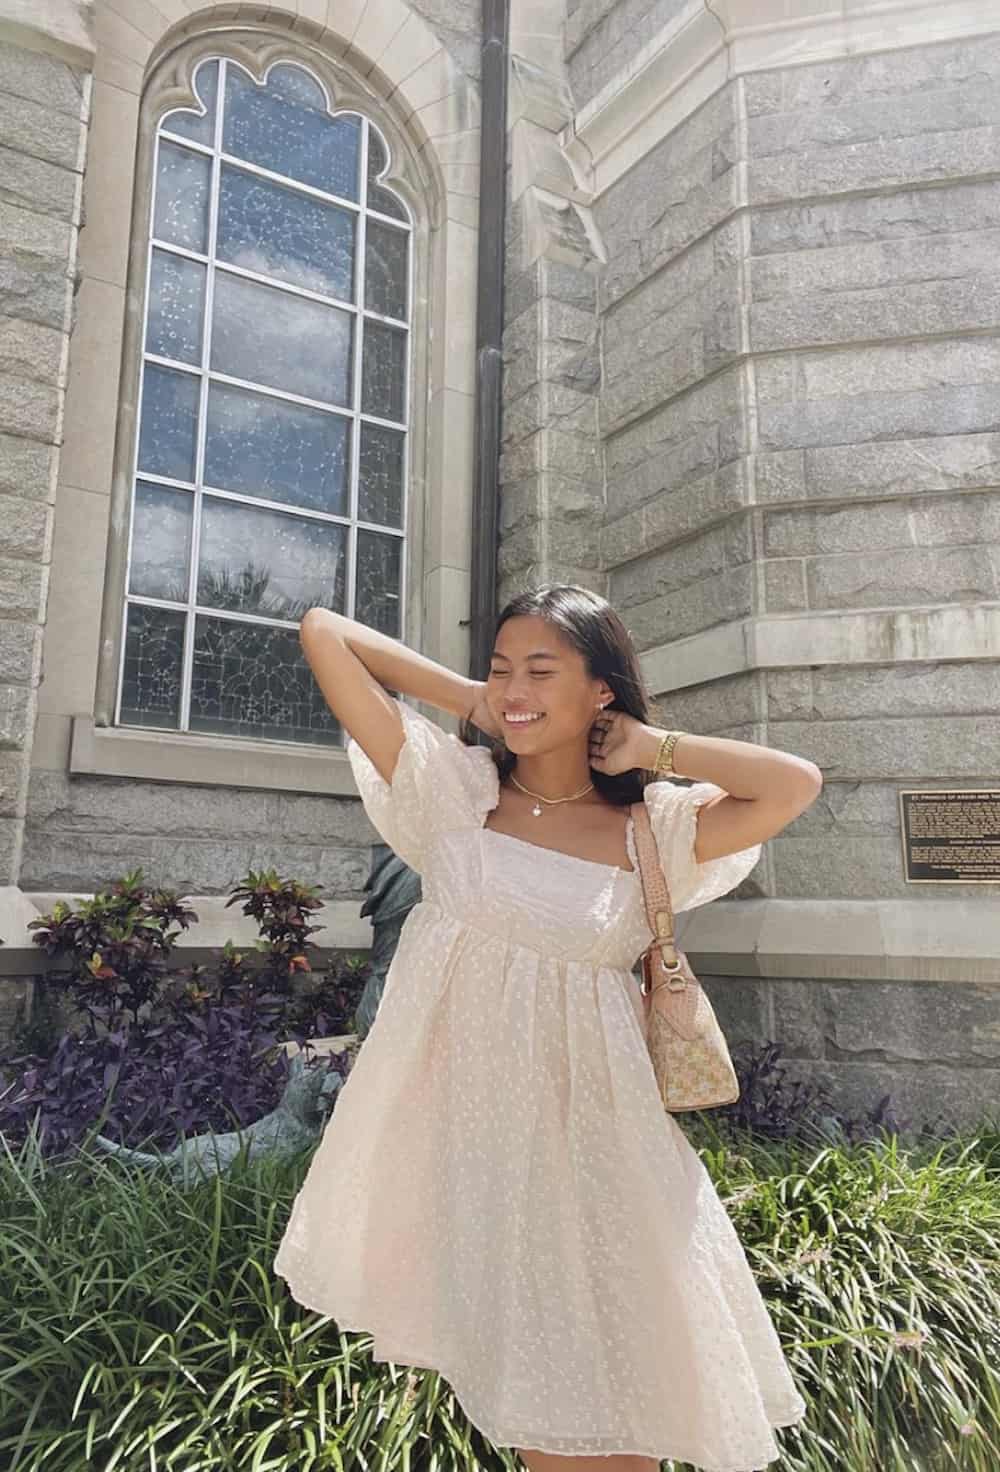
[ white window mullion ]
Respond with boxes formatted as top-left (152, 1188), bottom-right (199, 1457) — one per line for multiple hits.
top-left (347, 115), bottom-right (369, 625)
top-left (180, 57), bottom-right (225, 733)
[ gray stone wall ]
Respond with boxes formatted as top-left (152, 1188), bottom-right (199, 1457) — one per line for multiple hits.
top-left (565, 0), bottom-right (687, 112)
top-left (0, 33), bottom-right (89, 887)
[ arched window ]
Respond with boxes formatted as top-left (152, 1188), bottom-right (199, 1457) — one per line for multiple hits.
top-left (119, 57), bottom-right (411, 745)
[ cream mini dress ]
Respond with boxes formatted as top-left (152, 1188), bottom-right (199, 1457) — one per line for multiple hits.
top-left (273, 697), bottom-right (808, 1470)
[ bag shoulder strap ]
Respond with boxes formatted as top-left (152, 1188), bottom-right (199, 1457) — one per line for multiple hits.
top-left (629, 799), bottom-right (677, 948)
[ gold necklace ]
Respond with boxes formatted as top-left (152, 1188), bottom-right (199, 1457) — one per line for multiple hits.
top-left (510, 772), bottom-right (594, 818)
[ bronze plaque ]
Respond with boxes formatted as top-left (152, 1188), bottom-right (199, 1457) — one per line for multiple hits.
top-left (899, 789), bottom-right (1000, 883)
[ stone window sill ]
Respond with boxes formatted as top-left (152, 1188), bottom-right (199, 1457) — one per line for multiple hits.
top-left (69, 715), bottom-right (359, 796)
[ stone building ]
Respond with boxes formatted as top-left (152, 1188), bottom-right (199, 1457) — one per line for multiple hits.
top-left (1, 0), bottom-right (998, 1129)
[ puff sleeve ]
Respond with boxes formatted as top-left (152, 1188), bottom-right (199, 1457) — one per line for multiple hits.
top-left (642, 778), bottom-right (762, 914)
top-left (346, 696), bottom-right (499, 874)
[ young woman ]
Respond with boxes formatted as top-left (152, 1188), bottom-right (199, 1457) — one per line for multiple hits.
top-left (274, 583), bottom-right (819, 1472)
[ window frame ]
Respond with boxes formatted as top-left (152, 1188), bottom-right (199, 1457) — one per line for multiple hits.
top-left (95, 31), bottom-right (437, 751)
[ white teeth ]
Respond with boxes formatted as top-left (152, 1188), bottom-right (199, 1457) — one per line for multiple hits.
top-left (505, 712), bottom-right (544, 723)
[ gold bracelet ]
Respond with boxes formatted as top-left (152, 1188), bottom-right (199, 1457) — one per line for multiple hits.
top-left (653, 730), bottom-right (685, 776)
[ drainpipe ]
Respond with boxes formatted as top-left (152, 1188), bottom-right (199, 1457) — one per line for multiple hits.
top-left (466, 0), bottom-right (509, 719)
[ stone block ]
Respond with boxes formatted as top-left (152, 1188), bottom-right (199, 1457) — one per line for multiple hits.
top-left (640, 459), bottom-right (748, 552)
top-left (0, 681), bottom-right (31, 749)
top-left (823, 978), bottom-right (1000, 1069)
top-left (0, 619), bottom-right (36, 687)
top-left (0, 257), bottom-right (69, 330)
top-left (0, 42), bottom-right (87, 118)
top-left (749, 127), bottom-right (1000, 207)
top-left (0, 747), bottom-right (29, 815)
top-left (768, 978), bottom-right (827, 1059)
top-left (602, 329), bottom-right (704, 432)
top-left (758, 384), bottom-right (1000, 452)
top-left (0, 315), bottom-right (64, 385)
top-left (767, 713), bottom-right (994, 783)
top-left (605, 420), bottom-right (720, 519)
top-left (612, 522), bottom-right (731, 605)
top-left (796, 662), bottom-right (1000, 722)
top-left (0, 554), bottom-right (45, 620)
top-left (699, 974), bottom-right (771, 1053)
top-left (801, 433), bottom-right (1000, 504)
top-left (0, 143), bottom-right (78, 220)
top-left (806, 544), bottom-right (995, 612)
top-left (0, 91), bottom-right (81, 171)
top-left (0, 430), bottom-right (54, 499)
top-left (614, 565), bottom-right (752, 645)
top-left (0, 372), bottom-right (61, 442)
top-left (751, 177), bottom-right (1000, 258)
top-left (651, 666), bottom-right (758, 731)
top-left (778, 1057), bottom-right (1000, 1135)
top-left (764, 559), bottom-right (806, 613)
top-left (0, 493), bottom-right (47, 559)
top-left (751, 273), bottom-right (1000, 352)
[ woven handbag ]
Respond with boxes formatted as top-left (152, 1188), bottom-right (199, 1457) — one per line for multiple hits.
top-left (629, 798), bottom-right (740, 1113)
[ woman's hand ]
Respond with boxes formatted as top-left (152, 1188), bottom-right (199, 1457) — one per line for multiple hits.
top-left (588, 709), bottom-right (658, 776)
top-left (465, 682), bottom-right (504, 741)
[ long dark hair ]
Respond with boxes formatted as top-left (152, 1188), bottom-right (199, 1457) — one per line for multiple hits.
top-left (459, 583), bottom-right (665, 808)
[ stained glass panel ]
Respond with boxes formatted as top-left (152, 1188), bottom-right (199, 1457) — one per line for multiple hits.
top-left (189, 617), bottom-right (343, 743)
top-left (364, 218), bottom-right (408, 320)
top-left (211, 271), bottom-right (353, 404)
top-left (120, 603), bottom-right (186, 729)
top-left (217, 164), bottom-right (355, 299)
top-left (366, 128), bottom-right (407, 221)
top-left (358, 422), bottom-right (404, 527)
top-left (129, 481), bottom-right (192, 601)
top-left (204, 382), bottom-right (349, 515)
top-left (356, 528), bottom-right (402, 636)
top-left (197, 497), bottom-right (346, 621)
top-left (361, 320), bottom-right (407, 422)
top-left (146, 250), bottom-right (205, 365)
top-left (160, 59), bottom-right (218, 146)
top-left (223, 64), bottom-right (361, 200)
top-left (153, 141), bottom-right (210, 253)
top-left (137, 363), bottom-right (199, 481)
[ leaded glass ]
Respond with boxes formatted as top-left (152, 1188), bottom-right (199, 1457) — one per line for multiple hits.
top-left (128, 481), bottom-right (192, 601)
top-left (223, 63), bottom-right (361, 200)
top-left (160, 59), bottom-right (219, 146)
top-left (356, 528), bottom-right (402, 636)
top-left (120, 603), bottom-right (186, 729)
top-left (358, 422), bottom-right (404, 527)
top-left (137, 363), bottom-right (199, 481)
top-left (211, 271), bottom-right (353, 404)
top-left (367, 128), bottom-right (408, 221)
top-left (189, 617), bottom-right (343, 743)
top-left (153, 140), bottom-right (210, 252)
top-left (146, 249), bottom-right (205, 364)
top-left (365, 218), bottom-right (408, 320)
top-left (362, 319), bottom-right (407, 422)
top-left (217, 163), bottom-right (355, 299)
top-left (204, 383), bottom-right (349, 515)
top-left (197, 497), bottom-right (346, 620)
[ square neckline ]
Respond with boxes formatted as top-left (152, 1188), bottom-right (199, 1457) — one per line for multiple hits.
top-left (480, 810), bottom-right (639, 877)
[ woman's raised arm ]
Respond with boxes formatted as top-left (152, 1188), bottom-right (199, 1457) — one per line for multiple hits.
top-left (298, 609), bottom-right (481, 786)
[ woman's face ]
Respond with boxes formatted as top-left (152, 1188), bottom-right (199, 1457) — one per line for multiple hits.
top-left (485, 615), bottom-right (611, 751)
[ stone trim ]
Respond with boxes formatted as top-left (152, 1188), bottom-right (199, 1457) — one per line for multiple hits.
top-left (562, 0), bottom-right (1000, 197)
top-left (638, 604), bottom-right (1000, 696)
top-left (3, 889), bottom-right (998, 983)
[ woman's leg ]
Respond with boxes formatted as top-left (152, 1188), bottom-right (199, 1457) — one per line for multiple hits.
top-left (515, 1450), bottom-right (660, 1472)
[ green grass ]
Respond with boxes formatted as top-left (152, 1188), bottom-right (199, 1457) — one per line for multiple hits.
top-left (1, 1114), bottom-right (998, 1471)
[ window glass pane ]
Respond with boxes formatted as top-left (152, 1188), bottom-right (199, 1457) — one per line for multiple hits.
top-left (361, 320), bottom-right (407, 422)
top-left (364, 219), bottom-right (408, 320)
top-left (366, 128), bottom-right (407, 221)
top-left (204, 383), bottom-right (349, 515)
top-left (356, 528), bottom-right (402, 637)
top-left (120, 604), bottom-right (186, 729)
top-left (197, 497), bottom-right (346, 620)
top-left (223, 63), bottom-right (361, 200)
top-left (189, 617), bottom-right (342, 744)
top-left (211, 271), bottom-right (353, 405)
top-left (146, 250), bottom-right (206, 365)
top-left (217, 163), bottom-right (355, 299)
top-left (137, 363), bottom-right (199, 481)
top-left (160, 59), bottom-right (218, 146)
top-left (358, 422), bottom-right (403, 527)
top-left (129, 481), bottom-right (193, 600)
top-left (153, 140), bottom-right (211, 253)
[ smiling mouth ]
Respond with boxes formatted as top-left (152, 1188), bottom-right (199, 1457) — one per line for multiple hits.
top-left (504, 712), bottom-right (546, 724)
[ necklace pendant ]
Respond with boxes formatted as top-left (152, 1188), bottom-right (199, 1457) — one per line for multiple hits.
top-left (532, 803), bottom-right (543, 817)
